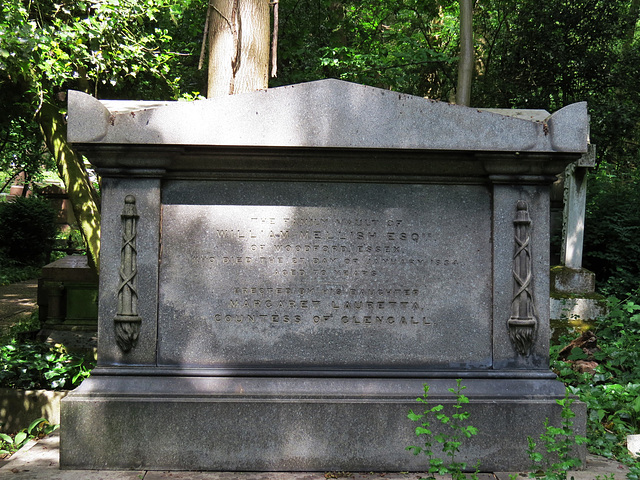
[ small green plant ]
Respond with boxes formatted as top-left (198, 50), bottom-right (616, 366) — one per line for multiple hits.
top-left (0, 339), bottom-right (94, 390)
top-left (0, 417), bottom-right (58, 456)
top-left (527, 390), bottom-right (587, 480)
top-left (407, 379), bottom-right (479, 480)
top-left (595, 475), bottom-right (615, 480)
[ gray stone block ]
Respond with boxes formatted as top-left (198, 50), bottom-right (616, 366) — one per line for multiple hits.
top-left (551, 267), bottom-right (596, 294)
top-left (550, 297), bottom-right (608, 323)
top-left (61, 376), bottom-right (584, 472)
top-left (67, 80), bottom-right (588, 153)
top-left (158, 181), bottom-right (492, 371)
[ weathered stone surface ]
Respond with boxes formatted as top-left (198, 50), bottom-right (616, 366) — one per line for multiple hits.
top-left (67, 79), bottom-right (588, 153)
top-left (550, 297), bottom-right (608, 323)
top-left (62, 80), bottom-right (589, 472)
top-left (40, 255), bottom-right (98, 283)
top-left (96, 177), bottom-right (161, 365)
top-left (560, 147), bottom-right (595, 270)
top-left (2, 433), bottom-right (144, 479)
top-left (61, 376), bottom-right (580, 472)
top-left (0, 389), bottom-right (67, 433)
top-left (551, 267), bottom-right (596, 294)
top-left (39, 255), bottom-right (99, 326)
top-left (158, 181), bottom-right (492, 371)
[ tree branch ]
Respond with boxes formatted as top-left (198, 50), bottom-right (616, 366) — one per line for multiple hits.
top-left (199, 4), bottom-right (212, 70)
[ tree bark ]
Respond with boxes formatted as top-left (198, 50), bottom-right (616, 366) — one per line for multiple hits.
top-left (37, 102), bottom-right (101, 274)
top-left (456, 0), bottom-right (474, 106)
top-left (207, 0), bottom-right (270, 97)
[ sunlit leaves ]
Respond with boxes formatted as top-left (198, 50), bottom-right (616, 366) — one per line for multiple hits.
top-left (1, 0), bottom-right (188, 104)
top-left (274, 0), bottom-right (460, 100)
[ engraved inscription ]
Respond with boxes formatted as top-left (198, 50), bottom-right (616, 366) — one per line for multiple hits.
top-left (181, 214), bottom-right (458, 326)
top-left (158, 182), bottom-right (492, 369)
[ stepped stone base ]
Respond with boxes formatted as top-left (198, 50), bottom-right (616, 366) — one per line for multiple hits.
top-left (550, 267), bottom-right (607, 327)
top-left (550, 296), bottom-right (608, 323)
top-left (551, 267), bottom-right (596, 294)
top-left (61, 373), bottom-right (585, 472)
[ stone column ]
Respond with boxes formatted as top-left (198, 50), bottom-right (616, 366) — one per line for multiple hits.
top-left (550, 144), bottom-right (607, 328)
top-left (561, 144), bottom-right (595, 269)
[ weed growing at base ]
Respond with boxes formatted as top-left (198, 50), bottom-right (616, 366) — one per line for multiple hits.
top-left (527, 390), bottom-right (587, 480)
top-left (407, 379), bottom-right (479, 480)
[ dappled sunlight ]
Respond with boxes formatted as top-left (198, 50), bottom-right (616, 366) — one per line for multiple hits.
top-left (564, 217), bottom-right (584, 263)
top-left (37, 103), bottom-right (101, 275)
top-left (0, 390), bottom-right (65, 434)
top-left (156, 180), bottom-right (492, 371)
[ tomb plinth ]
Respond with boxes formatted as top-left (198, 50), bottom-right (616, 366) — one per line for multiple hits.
top-left (61, 80), bottom-right (588, 471)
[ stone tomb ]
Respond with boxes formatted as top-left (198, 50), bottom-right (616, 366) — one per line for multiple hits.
top-left (61, 80), bottom-right (588, 471)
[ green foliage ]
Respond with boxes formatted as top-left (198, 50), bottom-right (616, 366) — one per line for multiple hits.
top-left (552, 296), bottom-right (640, 459)
top-left (0, 264), bottom-right (41, 286)
top-left (593, 298), bottom-right (640, 385)
top-left (474, 0), bottom-right (640, 170)
top-left (1, 0), bottom-right (205, 270)
top-left (0, 0), bottom-right (189, 103)
top-left (527, 392), bottom-right (587, 480)
top-left (407, 379), bottom-right (479, 480)
top-left (2, 309), bottom-right (41, 342)
top-left (476, 0), bottom-right (625, 109)
top-left (0, 117), bottom-right (55, 195)
top-left (275, 0), bottom-right (459, 100)
top-left (49, 226), bottom-right (88, 261)
top-left (0, 196), bottom-right (58, 266)
top-left (0, 339), bottom-right (94, 390)
top-left (0, 417), bottom-right (58, 456)
top-left (583, 165), bottom-right (640, 297)
top-left (628, 462), bottom-right (640, 480)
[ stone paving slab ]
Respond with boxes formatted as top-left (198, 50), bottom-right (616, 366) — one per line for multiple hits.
top-left (0, 433), bottom-right (143, 479)
top-left (0, 433), bottom-right (631, 480)
top-left (143, 473), bottom-right (421, 480)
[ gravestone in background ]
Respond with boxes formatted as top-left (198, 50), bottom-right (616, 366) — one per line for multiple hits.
top-left (61, 80), bottom-right (588, 471)
top-left (550, 145), bottom-right (607, 329)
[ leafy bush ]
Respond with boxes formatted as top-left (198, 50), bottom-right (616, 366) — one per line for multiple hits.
top-left (583, 166), bottom-right (640, 297)
top-left (0, 417), bottom-right (58, 456)
top-left (0, 340), bottom-right (94, 390)
top-left (552, 296), bottom-right (640, 459)
top-left (0, 196), bottom-right (58, 267)
top-left (0, 264), bottom-right (41, 286)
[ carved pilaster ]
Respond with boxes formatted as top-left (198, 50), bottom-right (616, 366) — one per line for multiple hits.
top-left (508, 200), bottom-right (537, 356)
top-left (114, 195), bottom-right (142, 352)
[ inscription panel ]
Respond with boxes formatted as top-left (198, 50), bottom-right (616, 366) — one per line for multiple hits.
top-left (158, 181), bottom-right (492, 370)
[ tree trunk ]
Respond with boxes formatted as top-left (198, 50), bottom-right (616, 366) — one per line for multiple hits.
top-left (37, 102), bottom-right (101, 274)
top-left (207, 0), bottom-right (271, 97)
top-left (456, 0), bottom-right (474, 106)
